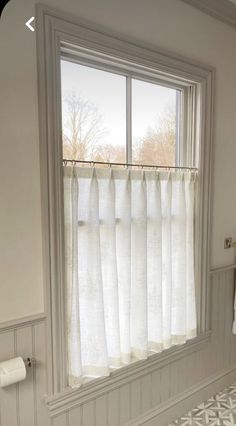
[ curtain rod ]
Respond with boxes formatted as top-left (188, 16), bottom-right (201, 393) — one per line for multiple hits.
top-left (63, 159), bottom-right (198, 171)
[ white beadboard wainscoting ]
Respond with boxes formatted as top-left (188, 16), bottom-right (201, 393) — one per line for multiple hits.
top-left (0, 269), bottom-right (236, 426)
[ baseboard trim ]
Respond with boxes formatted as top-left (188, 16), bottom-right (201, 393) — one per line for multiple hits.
top-left (124, 365), bottom-right (236, 426)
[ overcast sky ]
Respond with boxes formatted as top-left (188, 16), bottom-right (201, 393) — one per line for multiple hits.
top-left (60, 59), bottom-right (177, 148)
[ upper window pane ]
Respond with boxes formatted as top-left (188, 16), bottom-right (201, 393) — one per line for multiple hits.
top-left (132, 78), bottom-right (179, 166)
top-left (61, 60), bottom-right (126, 162)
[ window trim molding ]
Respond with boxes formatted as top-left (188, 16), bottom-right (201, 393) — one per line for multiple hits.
top-left (36, 2), bottom-right (215, 401)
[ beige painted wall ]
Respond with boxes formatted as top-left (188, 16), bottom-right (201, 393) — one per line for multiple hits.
top-left (1, 0), bottom-right (236, 322)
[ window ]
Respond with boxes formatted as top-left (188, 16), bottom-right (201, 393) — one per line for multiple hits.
top-left (61, 53), bottom-right (199, 387)
top-left (37, 5), bottom-right (213, 399)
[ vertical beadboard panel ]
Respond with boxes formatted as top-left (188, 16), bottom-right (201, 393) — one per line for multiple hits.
top-left (151, 369), bottom-right (161, 407)
top-left (16, 326), bottom-right (35, 426)
top-left (190, 349), bottom-right (202, 389)
top-left (107, 389), bottom-right (119, 426)
top-left (169, 357), bottom-right (186, 398)
top-left (34, 322), bottom-right (50, 426)
top-left (185, 352), bottom-right (196, 390)
top-left (95, 395), bottom-right (107, 426)
top-left (119, 384), bottom-right (130, 425)
top-left (141, 374), bottom-right (152, 413)
top-left (68, 405), bottom-right (81, 426)
top-left (209, 273), bottom-right (219, 375)
top-left (218, 273), bottom-right (226, 371)
top-left (82, 401), bottom-right (95, 426)
top-left (230, 269), bottom-right (236, 367)
top-left (52, 413), bottom-right (67, 426)
top-left (169, 360), bottom-right (179, 398)
top-left (160, 365), bottom-right (171, 402)
top-left (224, 272), bottom-right (234, 368)
top-left (0, 330), bottom-right (18, 426)
top-left (230, 271), bottom-right (236, 367)
top-left (202, 339), bottom-right (213, 382)
top-left (130, 378), bottom-right (141, 419)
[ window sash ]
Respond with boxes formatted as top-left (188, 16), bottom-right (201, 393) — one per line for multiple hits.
top-left (61, 51), bottom-right (196, 168)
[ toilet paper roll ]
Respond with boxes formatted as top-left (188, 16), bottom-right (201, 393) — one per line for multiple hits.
top-left (0, 357), bottom-right (26, 388)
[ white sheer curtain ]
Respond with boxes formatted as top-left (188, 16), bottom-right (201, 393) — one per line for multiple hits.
top-left (64, 166), bottom-right (197, 387)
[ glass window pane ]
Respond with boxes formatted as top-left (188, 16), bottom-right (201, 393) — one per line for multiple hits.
top-left (132, 78), bottom-right (179, 166)
top-left (61, 60), bottom-right (126, 162)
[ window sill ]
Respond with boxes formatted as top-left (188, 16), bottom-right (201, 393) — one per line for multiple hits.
top-left (46, 330), bottom-right (211, 416)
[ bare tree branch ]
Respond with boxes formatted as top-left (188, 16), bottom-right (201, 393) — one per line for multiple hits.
top-left (62, 89), bottom-right (107, 160)
top-left (133, 102), bottom-right (176, 166)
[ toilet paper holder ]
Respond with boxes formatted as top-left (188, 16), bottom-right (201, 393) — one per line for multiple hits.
top-left (0, 357), bottom-right (36, 388)
top-left (24, 357), bottom-right (36, 368)
top-left (224, 237), bottom-right (236, 249)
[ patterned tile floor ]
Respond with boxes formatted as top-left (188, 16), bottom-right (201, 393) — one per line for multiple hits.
top-left (169, 383), bottom-right (236, 425)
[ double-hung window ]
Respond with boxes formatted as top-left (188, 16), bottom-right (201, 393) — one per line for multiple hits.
top-left (62, 51), bottom-right (199, 386)
top-left (37, 5), bottom-right (213, 396)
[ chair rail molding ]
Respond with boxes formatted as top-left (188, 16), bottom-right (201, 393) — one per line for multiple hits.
top-left (180, 0), bottom-right (236, 29)
top-left (0, 313), bottom-right (46, 332)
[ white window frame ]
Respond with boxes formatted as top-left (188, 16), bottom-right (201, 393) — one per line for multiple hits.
top-left (36, 4), bottom-right (214, 413)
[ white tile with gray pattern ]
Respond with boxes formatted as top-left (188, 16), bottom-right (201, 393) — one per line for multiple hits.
top-left (169, 383), bottom-right (236, 425)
